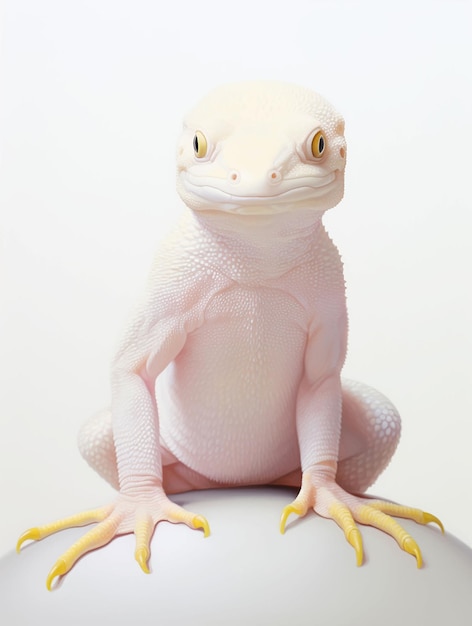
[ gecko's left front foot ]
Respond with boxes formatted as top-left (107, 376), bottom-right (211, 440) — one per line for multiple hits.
top-left (17, 487), bottom-right (210, 590)
top-left (280, 465), bottom-right (443, 567)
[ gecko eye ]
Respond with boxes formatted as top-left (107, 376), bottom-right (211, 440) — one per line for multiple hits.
top-left (193, 131), bottom-right (208, 158)
top-left (310, 130), bottom-right (326, 159)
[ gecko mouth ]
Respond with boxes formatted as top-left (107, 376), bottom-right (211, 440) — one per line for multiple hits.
top-left (182, 171), bottom-right (338, 212)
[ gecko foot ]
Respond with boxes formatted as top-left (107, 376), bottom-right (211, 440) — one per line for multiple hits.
top-left (280, 466), bottom-right (443, 567)
top-left (17, 490), bottom-right (210, 590)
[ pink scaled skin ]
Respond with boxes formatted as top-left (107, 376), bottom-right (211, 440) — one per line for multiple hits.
top-left (18, 81), bottom-right (442, 589)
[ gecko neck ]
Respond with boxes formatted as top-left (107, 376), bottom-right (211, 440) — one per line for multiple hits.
top-left (186, 207), bottom-right (327, 281)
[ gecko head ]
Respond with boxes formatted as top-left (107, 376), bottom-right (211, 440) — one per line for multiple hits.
top-left (176, 81), bottom-right (346, 217)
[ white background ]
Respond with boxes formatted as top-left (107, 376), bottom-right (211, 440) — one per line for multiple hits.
top-left (1, 0), bottom-right (471, 559)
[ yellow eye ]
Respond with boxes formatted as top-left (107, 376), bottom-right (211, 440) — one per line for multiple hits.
top-left (193, 130), bottom-right (208, 158)
top-left (311, 130), bottom-right (326, 159)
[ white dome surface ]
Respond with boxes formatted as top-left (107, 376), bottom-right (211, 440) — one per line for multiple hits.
top-left (1, 487), bottom-right (471, 625)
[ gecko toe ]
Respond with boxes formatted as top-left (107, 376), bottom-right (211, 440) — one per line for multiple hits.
top-left (329, 502), bottom-right (364, 566)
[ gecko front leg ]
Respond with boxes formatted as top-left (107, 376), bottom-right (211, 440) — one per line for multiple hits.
top-left (17, 254), bottom-right (216, 589)
top-left (280, 380), bottom-right (443, 566)
top-left (17, 376), bottom-right (211, 591)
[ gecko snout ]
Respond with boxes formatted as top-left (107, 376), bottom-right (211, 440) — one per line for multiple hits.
top-left (227, 169), bottom-right (283, 186)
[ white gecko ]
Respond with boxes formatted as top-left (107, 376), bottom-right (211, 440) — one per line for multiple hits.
top-left (17, 80), bottom-right (442, 589)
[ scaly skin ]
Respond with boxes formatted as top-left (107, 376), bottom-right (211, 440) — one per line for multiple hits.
top-left (17, 81), bottom-right (442, 589)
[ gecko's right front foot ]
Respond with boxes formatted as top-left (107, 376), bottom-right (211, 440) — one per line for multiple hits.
top-left (16, 489), bottom-right (210, 590)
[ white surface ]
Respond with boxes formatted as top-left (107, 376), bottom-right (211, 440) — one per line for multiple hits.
top-left (1, 0), bottom-right (471, 562)
top-left (2, 488), bottom-right (472, 626)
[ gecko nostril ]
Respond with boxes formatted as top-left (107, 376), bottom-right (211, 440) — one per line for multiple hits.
top-left (229, 170), bottom-right (240, 183)
top-left (268, 170), bottom-right (282, 184)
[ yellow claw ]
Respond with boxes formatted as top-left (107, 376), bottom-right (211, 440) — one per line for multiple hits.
top-left (16, 528), bottom-right (42, 553)
top-left (280, 503), bottom-right (304, 534)
top-left (46, 559), bottom-right (67, 591)
top-left (135, 547), bottom-right (150, 574)
top-left (423, 512), bottom-right (444, 534)
top-left (192, 515), bottom-right (210, 538)
top-left (403, 537), bottom-right (423, 569)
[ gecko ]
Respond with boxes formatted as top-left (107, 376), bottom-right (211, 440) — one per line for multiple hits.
top-left (17, 80), bottom-right (442, 590)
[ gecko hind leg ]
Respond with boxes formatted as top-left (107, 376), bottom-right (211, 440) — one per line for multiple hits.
top-left (336, 379), bottom-right (402, 494)
top-left (78, 408), bottom-right (119, 489)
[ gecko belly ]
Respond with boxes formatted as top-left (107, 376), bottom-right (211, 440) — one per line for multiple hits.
top-left (157, 286), bottom-right (308, 484)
